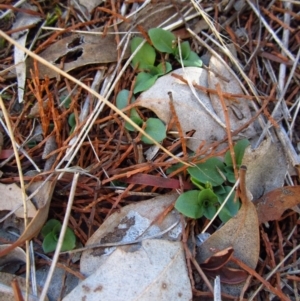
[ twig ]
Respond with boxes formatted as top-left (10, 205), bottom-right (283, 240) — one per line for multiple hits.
top-left (0, 95), bottom-right (30, 297)
top-left (39, 172), bottom-right (79, 301)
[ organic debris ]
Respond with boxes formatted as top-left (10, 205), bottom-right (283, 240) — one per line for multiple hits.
top-left (0, 0), bottom-right (299, 300)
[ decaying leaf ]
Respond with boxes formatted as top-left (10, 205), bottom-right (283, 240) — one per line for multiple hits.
top-left (199, 248), bottom-right (248, 285)
top-left (0, 183), bottom-right (36, 218)
top-left (137, 67), bottom-right (226, 152)
top-left (64, 239), bottom-right (192, 301)
top-left (0, 272), bottom-right (49, 301)
top-left (27, 2), bottom-right (191, 78)
top-left (80, 192), bottom-right (181, 276)
top-left (196, 166), bottom-right (260, 296)
top-left (0, 178), bottom-right (57, 257)
top-left (208, 56), bottom-right (256, 139)
top-left (12, 3), bottom-right (41, 102)
top-left (242, 138), bottom-right (288, 200)
top-left (253, 186), bottom-right (300, 224)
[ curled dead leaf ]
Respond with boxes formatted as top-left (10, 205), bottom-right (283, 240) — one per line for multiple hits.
top-left (253, 186), bottom-right (300, 224)
top-left (0, 178), bottom-right (57, 257)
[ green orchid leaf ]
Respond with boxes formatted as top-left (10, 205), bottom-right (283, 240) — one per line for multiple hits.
top-left (42, 231), bottom-right (58, 253)
top-left (68, 113), bottom-right (76, 128)
top-left (41, 219), bottom-right (76, 253)
top-left (60, 227), bottom-right (76, 252)
top-left (218, 186), bottom-right (241, 223)
top-left (214, 185), bottom-right (226, 195)
top-left (116, 89), bottom-right (135, 110)
top-left (125, 109), bottom-right (143, 131)
top-left (198, 189), bottom-right (219, 207)
top-left (175, 41), bottom-right (191, 60)
top-left (148, 28), bottom-right (176, 54)
top-left (131, 37), bottom-right (156, 70)
top-left (188, 158), bottom-right (226, 186)
top-left (41, 219), bottom-right (61, 238)
top-left (166, 162), bottom-right (184, 174)
top-left (180, 51), bottom-right (203, 67)
top-left (191, 177), bottom-right (205, 190)
top-left (141, 118), bottom-right (166, 144)
top-left (223, 166), bottom-right (236, 184)
top-left (224, 139), bottom-right (250, 167)
top-left (203, 204), bottom-right (218, 220)
top-left (154, 62), bottom-right (172, 76)
top-left (134, 72), bottom-right (158, 93)
top-left (175, 190), bottom-right (203, 219)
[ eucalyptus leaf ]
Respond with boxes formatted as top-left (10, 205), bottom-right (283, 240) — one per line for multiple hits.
top-left (134, 72), bottom-right (158, 93)
top-left (131, 37), bottom-right (156, 70)
top-left (148, 28), bottom-right (176, 54)
top-left (188, 158), bottom-right (225, 186)
top-left (141, 118), bottom-right (166, 144)
top-left (175, 190), bottom-right (203, 219)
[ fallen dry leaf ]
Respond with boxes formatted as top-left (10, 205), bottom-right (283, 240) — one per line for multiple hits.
top-left (196, 166), bottom-right (260, 296)
top-left (208, 56), bottom-right (256, 139)
top-left (64, 240), bottom-right (192, 301)
top-left (253, 186), bottom-right (300, 224)
top-left (80, 192), bottom-right (181, 276)
top-left (0, 272), bottom-right (49, 301)
top-left (242, 138), bottom-right (288, 200)
top-left (0, 183), bottom-right (36, 218)
top-left (137, 67), bottom-right (226, 152)
top-left (0, 178), bottom-right (57, 257)
top-left (120, 173), bottom-right (193, 190)
top-left (27, 2), bottom-right (189, 78)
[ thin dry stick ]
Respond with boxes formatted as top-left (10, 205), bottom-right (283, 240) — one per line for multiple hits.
top-left (231, 256), bottom-right (291, 301)
top-left (0, 96), bottom-right (31, 298)
top-left (248, 243), bottom-right (300, 301)
top-left (11, 278), bottom-right (24, 301)
top-left (39, 172), bottom-right (79, 301)
top-left (216, 83), bottom-right (238, 180)
top-left (0, 30), bottom-right (190, 168)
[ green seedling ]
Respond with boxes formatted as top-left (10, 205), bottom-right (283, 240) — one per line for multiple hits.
top-left (130, 28), bottom-right (202, 93)
top-left (148, 28), bottom-right (202, 67)
top-left (175, 139), bottom-right (250, 223)
top-left (41, 219), bottom-right (76, 253)
top-left (116, 89), bottom-right (166, 144)
top-left (68, 112), bottom-right (76, 134)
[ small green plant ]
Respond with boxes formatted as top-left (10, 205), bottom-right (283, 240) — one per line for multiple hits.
top-left (68, 113), bottom-right (76, 134)
top-left (175, 139), bottom-right (250, 223)
top-left (130, 28), bottom-right (202, 93)
top-left (116, 89), bottom-right (166, 144)
top-left (41, 219), bottom-right (76, 253)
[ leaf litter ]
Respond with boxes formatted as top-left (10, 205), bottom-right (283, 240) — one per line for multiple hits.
top-left (0, 1), bottom-right (299, 300)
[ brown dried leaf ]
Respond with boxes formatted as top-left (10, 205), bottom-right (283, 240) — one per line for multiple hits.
top-left (253, 186), bottom-right (300, 224)
top-left (204, 267), bottom-right (248, 285)
top-left (200, 247), bottom-right (234, 271)
top-left (27, 2), bottom-right (188, 78)
top-left (0, 178), bottom-right (57, 257)
top-left (208, 56), bottom-right (256, 139)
